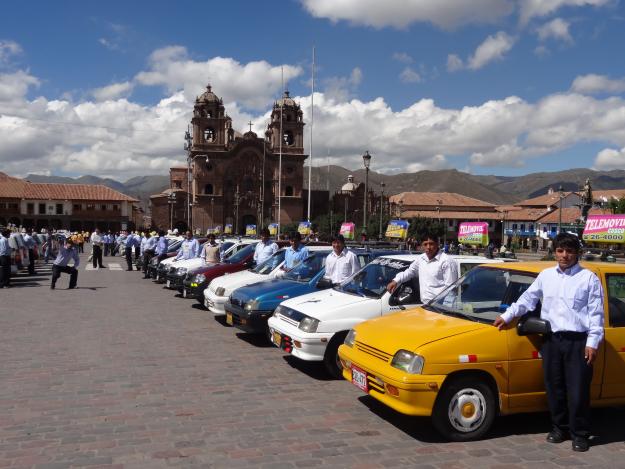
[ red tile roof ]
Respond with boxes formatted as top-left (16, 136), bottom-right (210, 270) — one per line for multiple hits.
top-left (593, 189), bottom-right (625, 202)
top-left (389, 192), bottom-right (494, 208)
top-left (498, 208), bottom-right (549, 221)
top-left (0, 172), bottom-right (137, 202)
top-left (515, 191), bottom-right (577, 207)
top-left (536, 207), bottom-right (611, 224)
top-left (401, 210), bottom-right (503, 220)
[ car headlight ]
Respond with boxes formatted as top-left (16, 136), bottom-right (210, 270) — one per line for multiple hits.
top-left (176, 267), bottom-right (187, 275)
top-left (390, 350), bottom-right (424, 374)
top-left (344, 329), bottom-right (356, 347)
top-left (244, 299), bottom-right (260, 311)
top-left (215, 286), bottom-right (225, 296)
top-left (195, 273), bottom-right (206, 283)
top-left (298, 316), bottom-right (320, 333)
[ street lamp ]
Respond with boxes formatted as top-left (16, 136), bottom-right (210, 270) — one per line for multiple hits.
top-left (362, 151), bottom-right (371, 236)
top-left (210, 197), bottom-right (215, 230)
top-left (234, 185), bottom-right (241, 234)
top-left (558, 184), bottom-right (564, 234)
top-left (167, 192), bottom-right (177, 231)
top-left (379, 181), bottom-right (385, 240)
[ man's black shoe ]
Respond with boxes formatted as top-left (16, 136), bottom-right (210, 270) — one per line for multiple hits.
top-left (50, 285), bottom-right (55, 290)
top-left (126, 269), bottom-right (133, 271)
top-left (546, 431), bottom-right (567, 444)
top-left (99, 265), bottom-right (106, 268)
top-left (68, 286), bottom-right (76, 289)
top-left (572, 438), bottom-right (589, 452)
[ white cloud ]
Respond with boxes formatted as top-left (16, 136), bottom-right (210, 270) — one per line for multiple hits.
top-left (399, 67), bottom-right (422, 83)
top-left (446, 54), bottom-right (464, 72)
top-left (135, 46), bottom-right (303, 111)
top-left (392, 52), bottom-right (414, 64)
top-left (534, 45), bottom-right (550, 57)
top-left (571, 74), bottom-right (625, 94)
top-left (301, 0), bottom-right (514, 29)
top-left (468, 31), bottom-right (516, 70)
top-left (322, 67), bottom-right (363, 101)
top-left (0, 70), bottom-right (39, 103)
top-left (519, 0), bottom-right (612, 25)
top-left (536, 18), bottom-right (573, 42)
top-left (594, 147), bottom-right (625, 170)
top-left (92, 81), bottom-right (134, 101)
top-left (0, 40), bottom-right (22, 65)
top-left (470, 141), bottom-right (524, 166)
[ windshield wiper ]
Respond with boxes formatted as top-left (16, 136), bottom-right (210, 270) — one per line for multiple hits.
top-left (424, 304), bottom-right (479, 322)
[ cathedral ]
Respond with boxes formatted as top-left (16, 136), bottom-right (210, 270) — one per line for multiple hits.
top-left (151, 84), bottom-right (307, 233)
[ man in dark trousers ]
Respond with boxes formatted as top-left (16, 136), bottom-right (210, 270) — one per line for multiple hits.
top-left (90, 228), bottom-right (105, 269)
top-left (494, 233), bottom-right (604, 452)
top-left (51, 238), bottom-right (80, 290)
top-left (0, 229), bottom-right (11, 288)
top-left (124, 231), bottom-right (140, 271)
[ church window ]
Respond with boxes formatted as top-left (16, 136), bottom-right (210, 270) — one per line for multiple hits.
top-left (205, 184), bottom-right (214, 195)
top-left (244, 178), bottom-right (253, 192)
top-left (206, 163), bottom-right (213, 172)
top-left (174, 181), bottom-right (182, 189)
top-left (204, 127), bottom-right (215, 142)
top-left (285, 186), bottom-right (294, 196)
top-left (283, 131), bottom-right (294, 145)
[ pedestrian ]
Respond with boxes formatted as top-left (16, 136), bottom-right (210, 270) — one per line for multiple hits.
top-left (387, 231), bottom-right (459, 303)
top-left (0, 229), bottom-right (11, 288)
top-left (134, 232), bottom-right (142, 267)
top-left (90, 228), bottom-right (105, 268)
top-left (142, 231), bottom-right (157, 278)
top-left (283, 231), bottom-right (309, 270)
top-left (493, 233), bottom-right (603, 452)
top-left (51, 238), bottom-right (79, 290)
top-left (174, 231), bottom-right (200, 261)
top-left (124, 231), bottom-right (140, 271)
top-left (253, 228), bottom-right (278, 265)
top-left (201, 233), bottom-right (220, 264)
top-left (22, 228), bottom-right (36, 275)
top-left (487, 241), bottom-right (494, 259)
top-left (547, 238), bottom-right (554, 257)
top-left (155, 230), bottom-right (168, 263)
top-left (323, 234), bottom-right (361, 286)
top-left (77, 232), bottom-right (84, 253)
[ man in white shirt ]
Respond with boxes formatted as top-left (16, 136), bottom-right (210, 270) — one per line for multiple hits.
top-left (386, 232), bottom-right (458, 304)
top-left (494, 233), bottom-right (604, 452)
top-left (90, 228), bottom-right (105, 269)
top-left (324, 234), bottom-right (360, 285)
top-left (253, 228), bottom-right (278, 265)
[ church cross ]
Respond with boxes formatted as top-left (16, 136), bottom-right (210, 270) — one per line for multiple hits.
top-left (248, 120), bottom-right (253, 132)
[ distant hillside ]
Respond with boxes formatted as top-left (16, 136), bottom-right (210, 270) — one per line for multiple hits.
top-left (24, 167), bottom-right (625, 209)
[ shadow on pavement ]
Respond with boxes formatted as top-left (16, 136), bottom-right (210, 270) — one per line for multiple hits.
top-left (213, 315), bottom-right (232, 327)
top-left (282, 355), bottom-right (334, 382)
top-left (190, 303), bottom-right (208, 311)
top-left (235, 332), bottom-right (273, 348)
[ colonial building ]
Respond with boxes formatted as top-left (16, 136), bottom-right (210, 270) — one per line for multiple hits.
top-left (151, 85), bottom-right (307, 233)
top-left (0, 172), bottom-right (139, 232)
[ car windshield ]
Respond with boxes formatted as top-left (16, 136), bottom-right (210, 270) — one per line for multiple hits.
top-left (253, 250), bottom-right (286, 274)
top-left (284, 252), bottom-right (328, 283)
top-left (219, 242), bottom-right (235, 257)
top-left (167, 240), bottom-right (182, 252)
top-left (425, 266), bottom-right (537, 324)
top-left (340, 257), bottom-right (412, 298)
top-left (225, 243), bottom-right (257, 264)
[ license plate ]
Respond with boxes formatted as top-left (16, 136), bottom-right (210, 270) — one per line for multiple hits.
top-left (272, 331), bottom-right (282, 346)
top-left (226, 312), bottom-right (233, 325)
top-left (166, 280), bottom-right (171, 288)
top-left (351, 366), bottom-right (368, 393)
top-left (183, 288), bottom-right (187, 298)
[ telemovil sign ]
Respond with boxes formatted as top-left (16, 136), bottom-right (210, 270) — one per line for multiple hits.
top-left (583, 215), bottom-right (625, 243)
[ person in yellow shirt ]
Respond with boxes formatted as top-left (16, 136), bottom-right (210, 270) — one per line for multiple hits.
top-left (77, 232), bottom-right (84, 253)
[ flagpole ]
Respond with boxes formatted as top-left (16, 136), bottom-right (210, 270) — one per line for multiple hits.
top-left (307, 46), bottom-right (315, 222)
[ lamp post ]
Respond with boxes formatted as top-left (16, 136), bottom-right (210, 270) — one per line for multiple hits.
top-left (501, 210), bottom-right (507, 246)
top-left (167, 192), bottom-right (176, 231)
top-left (379, 181), bottom-right (385, 240)
top-left (362, 151), bottom-right (372, 235)
top-left (234, 185), bottom-right (241, 234)
top-left (184, 129), bottom-right (192, 231)
top-left (558, 184), bottom-right (564, 234)
top-left (210, 197), bottom-right (214, 230)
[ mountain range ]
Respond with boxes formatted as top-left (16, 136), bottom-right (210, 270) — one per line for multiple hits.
top-left (24, 167), bottom-right (625, 209)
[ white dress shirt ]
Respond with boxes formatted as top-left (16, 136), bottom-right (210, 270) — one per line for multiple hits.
top-left (324, 249), bottom-right (361, 284)
top-left (254, 241), bottom-right (278, 265)
top-left (393, 251), bottom-right (459, 303)
top-left (500, 263), bottom-right (604, 349)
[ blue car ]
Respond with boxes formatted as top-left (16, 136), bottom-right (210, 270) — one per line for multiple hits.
top-left (224, 249), bottom-right (406, 337)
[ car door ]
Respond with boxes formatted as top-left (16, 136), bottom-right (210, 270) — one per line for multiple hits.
top-left (600, 272), bottom-right (625, 399)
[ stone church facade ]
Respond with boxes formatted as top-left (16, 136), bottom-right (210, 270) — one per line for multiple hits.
top-left (151, 85), bottom-right (307, 233)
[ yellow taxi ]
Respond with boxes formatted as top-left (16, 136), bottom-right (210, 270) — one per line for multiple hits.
top-left (338, 262), bottom-right (625, 441)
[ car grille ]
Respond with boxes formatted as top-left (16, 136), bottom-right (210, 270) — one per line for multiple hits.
top-left (355, 341), bottom-right (392, 363)
top-left (367, 374), bottom-right (385, 394)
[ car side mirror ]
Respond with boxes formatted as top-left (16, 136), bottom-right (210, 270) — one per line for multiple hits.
top-left (517, 315), bottom-right (551, 336)
top-left (388, 294), bottom-right (398, 306)
top-left (317, 277), bottom-right (333, 289)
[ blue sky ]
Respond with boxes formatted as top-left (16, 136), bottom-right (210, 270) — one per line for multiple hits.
top-left (1, 0), bottom-right (625, 179)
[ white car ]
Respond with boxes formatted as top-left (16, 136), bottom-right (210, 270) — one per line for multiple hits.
top-left (267, 254), bottom-right (511, 378)
top-left (204, 246), bottom-right (330, 314)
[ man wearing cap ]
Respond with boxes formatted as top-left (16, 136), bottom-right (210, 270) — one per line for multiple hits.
top-left (51, 238), bottom-right (79, 290)
top-left (0, 229), bottom-right (11, 288)
top-left (283, 231), bottom-right (309, 270)
top-left (253, 228), bottom-right (278, 265)
top-left (324, 234), bottom-right (361, 286)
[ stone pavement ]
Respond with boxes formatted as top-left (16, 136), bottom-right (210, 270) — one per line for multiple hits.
top-left (1, 254), bottom-right (625, 468)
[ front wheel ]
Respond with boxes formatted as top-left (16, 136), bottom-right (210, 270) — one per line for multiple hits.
top-left (323, 332), bottom-right (348, 379)
top-left (432, 376), bottom-right (496, 441)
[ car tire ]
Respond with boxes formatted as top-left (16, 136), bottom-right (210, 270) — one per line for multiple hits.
top-left (323, 331), bottom-right (348, 379)
top-left (432, 375), bottom-right (496, 442)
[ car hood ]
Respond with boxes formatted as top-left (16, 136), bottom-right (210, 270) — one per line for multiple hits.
top-left (232, 278), bottom-right (311, 303)
top-left (211, 269), bottom-right (264, 292)
top-left (354, 307), bottom-right (488, 356)
top-left (171, 258), bottom-right (205, 270)
top-left (282, 288), bottom-right (375, 321)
